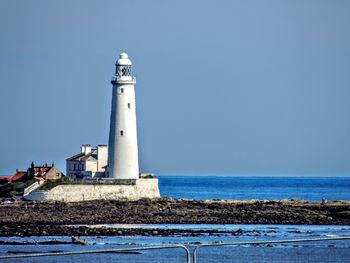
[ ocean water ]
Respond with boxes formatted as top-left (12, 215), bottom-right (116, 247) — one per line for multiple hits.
top-left (1, 176), bottom-right (350, 262)
top-left (1, 225), bottom-right (350, 262)
top-left (158, 175), bottom-right (350, 201)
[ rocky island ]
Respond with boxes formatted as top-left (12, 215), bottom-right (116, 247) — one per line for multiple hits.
top-left (0, 198), bottom-right (349, 237)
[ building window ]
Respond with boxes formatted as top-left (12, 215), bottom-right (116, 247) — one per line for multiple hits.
top-left (128, 103), bottom-right (131, 109)
top-left (82, 164), bottom-right (84, 170)
top-left (120, 88), bottom-right (124, 93)
top-left (120, 130), bottom-right (124, 136)
top-left (74, 164), bottom-right (76, 170)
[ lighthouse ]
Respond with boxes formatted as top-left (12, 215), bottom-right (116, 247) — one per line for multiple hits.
top-left (108, 52), bottom-right (139, 179)
top-left (27, 52), bottom-right (160, 201)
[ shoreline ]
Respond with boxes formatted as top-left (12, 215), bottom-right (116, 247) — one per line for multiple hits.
top-left (1, 198), bottom-right (350, 236)
top-left (0, 225), bottom-right (276, 237)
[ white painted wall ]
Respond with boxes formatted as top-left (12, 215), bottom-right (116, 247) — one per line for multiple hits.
top-left (85, 159), bottom-right (97, 172)
top-left (24, 179), bottom-right (160, 202)
top-left (97, 145), bottom-right (108, 171)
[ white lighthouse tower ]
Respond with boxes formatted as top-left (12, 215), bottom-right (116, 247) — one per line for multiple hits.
top-left (108, 52), bottom-right (139, 179)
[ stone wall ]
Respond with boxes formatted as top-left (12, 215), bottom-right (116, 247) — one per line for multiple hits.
top-left (24, 179), bottom-right (160, 202)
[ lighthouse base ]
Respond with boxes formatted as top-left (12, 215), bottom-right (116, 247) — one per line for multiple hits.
top-left (24, 179), bottom-right (160, 202)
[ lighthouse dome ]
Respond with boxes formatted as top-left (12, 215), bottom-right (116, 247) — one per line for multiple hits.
top-left (117, 52), bottom-right (132, 66)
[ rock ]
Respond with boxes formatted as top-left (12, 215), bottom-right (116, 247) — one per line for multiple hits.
top-left (0, 198), bottom-right (349, 236)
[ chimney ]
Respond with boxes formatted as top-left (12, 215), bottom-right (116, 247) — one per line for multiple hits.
top-left (97, 144), bottom-right (107, 158)
top-left (81, 144), bottom-right (92, 155)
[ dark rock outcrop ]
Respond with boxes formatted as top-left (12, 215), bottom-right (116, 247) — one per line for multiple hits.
top-left (0, 198), bottom-right (349, 236)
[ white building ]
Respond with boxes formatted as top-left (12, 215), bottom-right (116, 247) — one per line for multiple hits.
top-left (66, 144), bottom-right (108, 179)
top-left (108, 52), bottom-right (139, 179)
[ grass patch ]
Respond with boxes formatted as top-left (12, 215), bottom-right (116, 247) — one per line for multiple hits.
top-left (39, 177), bottom-right (71, 190)
top-left (39, 177), bottom-right (137, 190)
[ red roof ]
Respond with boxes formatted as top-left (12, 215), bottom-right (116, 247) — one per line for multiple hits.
top-left (34, 166), bottom-right (52, 179)
top-left (10, 171), bottom-right (26, 182)
top-left (0, 176), bottom-right (10, 182)
top-left (34, 167), bottom-right (50, 173)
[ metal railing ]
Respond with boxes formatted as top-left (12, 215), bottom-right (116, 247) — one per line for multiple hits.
top-left (1, 236), bottom-right (350, 263)
top-left (0, 244), bottom-right (191, 263)
top-left (111, 75), bottom-right (136, 82)
top-left (23, 180), bottom-right (44, 196)
top-left (192, 236), bottom-right (350, 263)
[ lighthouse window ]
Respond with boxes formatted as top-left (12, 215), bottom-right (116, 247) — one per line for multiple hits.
top-left (128, 103), bottom-right (131, 109)
top-left (120, 130), bottom-right (124, 136)
top-left (120, 88), bottom-right (124, 93)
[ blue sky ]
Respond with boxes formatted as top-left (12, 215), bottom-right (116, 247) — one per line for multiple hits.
top-left (0, 0), bottom-right (349, 176)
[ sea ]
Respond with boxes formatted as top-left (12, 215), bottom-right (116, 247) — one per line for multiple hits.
top-left (1, 175), bottom-right (350, 263)
top-left (158, 175), bottom-right (350, 201)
